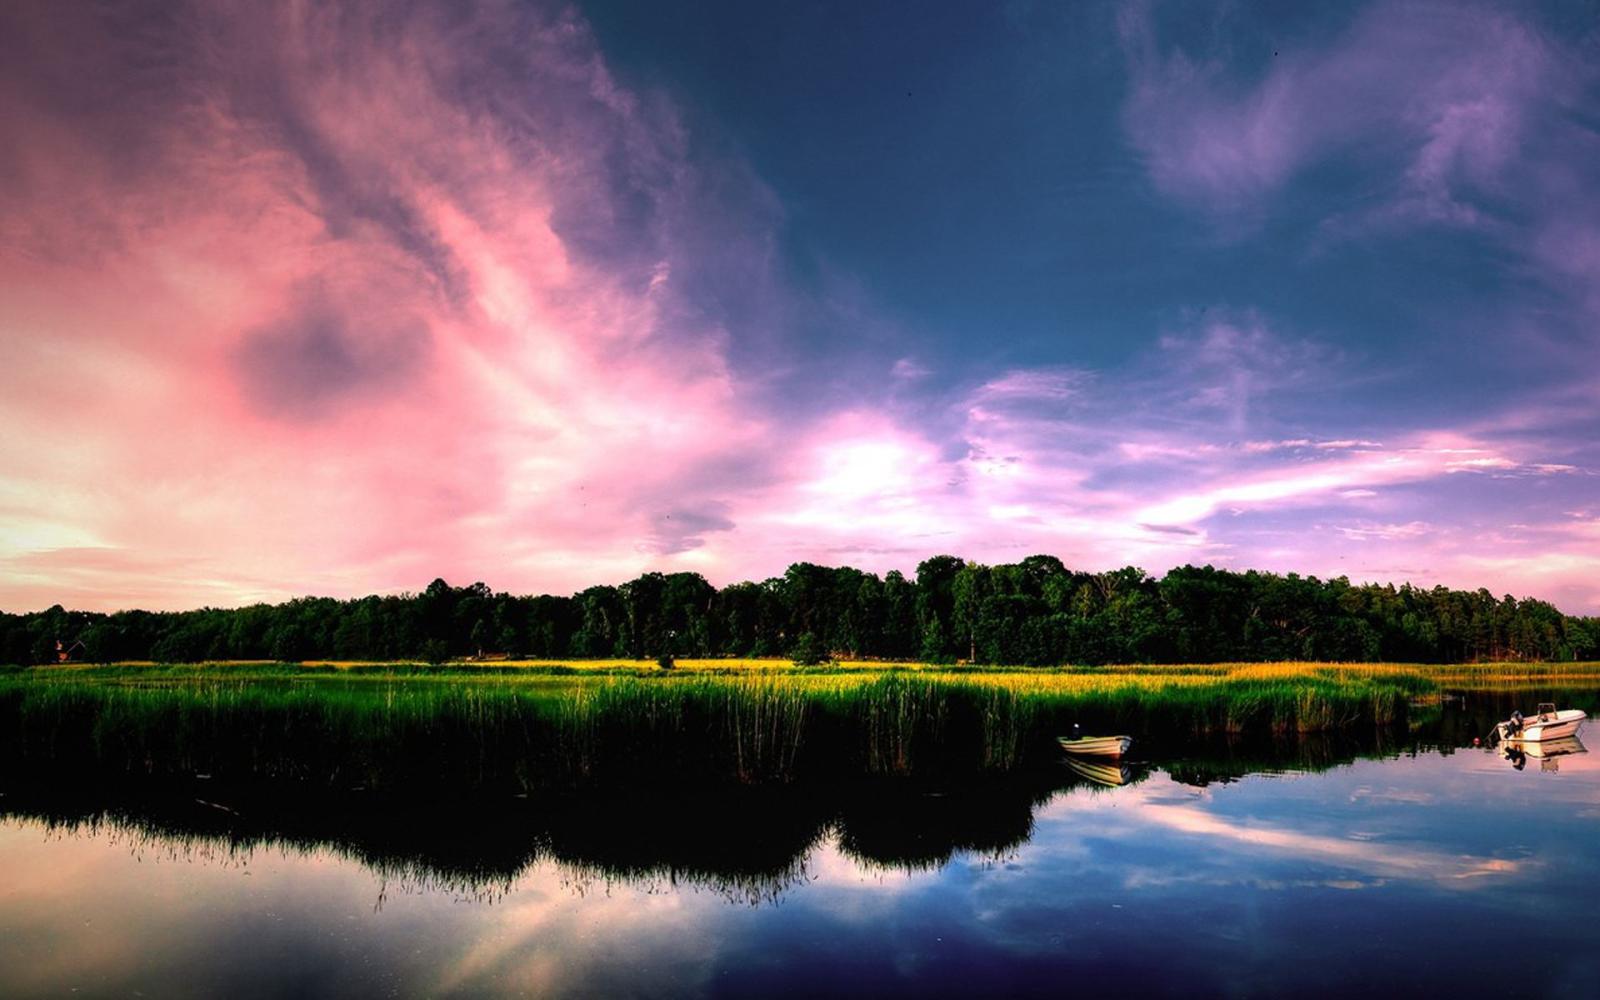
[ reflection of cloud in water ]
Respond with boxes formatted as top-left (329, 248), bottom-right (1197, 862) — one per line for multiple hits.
top-left (1034, 770), bottom-right (1527, 889)
top-left (1348, 785), bottom-right (1437, 805)
top-left (0, 821), bottom-right (382, 995)
top-left (1118, 865), bottom-right (1388, 893)
top-left (1134, 803), bottom-right (1520, 885)
top-left (429, 835), bottom-right (929, 993)
top-left (4, 742), bottom-right (1596, 998)
top-left (2, 818), bottom-right (736, 999)
top-left (1460, 744), bottom-right (1600, 810)
top-left (429, 877), bottom-right (718, 996)
top-left (806, 833), bottom-right (924, 888)
top-left (0, 826), bottom-right (155, 993)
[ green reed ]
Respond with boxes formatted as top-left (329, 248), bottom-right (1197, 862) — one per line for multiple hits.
top-left (0, 663), bottom-right (1451, 791)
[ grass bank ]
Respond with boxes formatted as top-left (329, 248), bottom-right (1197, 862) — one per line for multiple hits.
top-left (0, 660), bottom-right (1501, 791)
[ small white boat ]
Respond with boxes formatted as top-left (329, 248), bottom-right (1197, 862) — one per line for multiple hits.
top-left (1057, 733), bottom-right (1133, 758)
top-left (1495, 703), bottom-right (1588, 743)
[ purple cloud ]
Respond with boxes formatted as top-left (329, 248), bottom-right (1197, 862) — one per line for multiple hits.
top-left (1120, 1), bottom-right (1563, 226)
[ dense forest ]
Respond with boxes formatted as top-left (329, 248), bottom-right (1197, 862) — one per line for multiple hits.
top-left (4, 557), bottom-right (1597, 666)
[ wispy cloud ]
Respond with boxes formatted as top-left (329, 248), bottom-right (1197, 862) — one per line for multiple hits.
top-left (0, 0), bottom-right (784, 607)
top-left (1, 0), bottom-right (1597, 614)
top-left (728, 309), bottom-right (1600, 608)
top-left (1118, 1), bottom-right (1566, 226)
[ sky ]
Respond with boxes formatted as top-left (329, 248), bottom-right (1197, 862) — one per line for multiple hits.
top-left (1, 0), bottom-right (1598, 614)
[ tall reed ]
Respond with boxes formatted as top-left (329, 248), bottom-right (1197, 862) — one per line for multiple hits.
top-left (0, 663), bottom-right (1446, 791)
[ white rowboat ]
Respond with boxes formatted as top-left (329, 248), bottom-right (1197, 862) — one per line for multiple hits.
top-left (1495, 703), bottom-right (1587, 743)
top-left (1057, 734), bottom-right (1133, 758)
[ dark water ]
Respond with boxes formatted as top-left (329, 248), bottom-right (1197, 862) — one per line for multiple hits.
top-left (2, 717), bottom-right (1598, 997)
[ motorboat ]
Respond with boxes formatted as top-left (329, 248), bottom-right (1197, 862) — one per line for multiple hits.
top-left (1494, 703), bottom-right (1587, 743)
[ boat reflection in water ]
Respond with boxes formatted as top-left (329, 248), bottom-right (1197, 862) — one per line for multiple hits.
top-left (1500, 735), bottom-right (1587, 772)
top-left (1060, 754), bottom-right (1146, 787)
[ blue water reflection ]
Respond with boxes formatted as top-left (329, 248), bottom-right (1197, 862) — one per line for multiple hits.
top-left (2, 743), bottom-right (1597, 998)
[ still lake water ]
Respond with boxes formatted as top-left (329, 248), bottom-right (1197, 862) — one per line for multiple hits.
top-left (3, 729), bottom-right (1598, 997)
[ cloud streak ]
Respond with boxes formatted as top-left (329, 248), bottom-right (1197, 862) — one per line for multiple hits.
top-left (0, 0), bottom-right (1597, 613)
top-left (1119, 0), bottom-right (1565, 225)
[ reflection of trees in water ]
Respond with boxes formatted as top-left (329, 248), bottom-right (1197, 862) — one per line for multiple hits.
top-left (8, 695), bottom-right (1590, 902)
top-left (0, 742), bottom-right (1288, 903)
top-left (1, 773), bottom-right (1083, 904)
top-left (1156, 733), bottom-right (1377, 787)
top-left (833, 775), bottom-right (1060, 873)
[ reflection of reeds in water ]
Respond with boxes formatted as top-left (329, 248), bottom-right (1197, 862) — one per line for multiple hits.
top-left (1, 722), bottom-right (1426, 905)
top-left (0, 777), bottom-right (1067, 906)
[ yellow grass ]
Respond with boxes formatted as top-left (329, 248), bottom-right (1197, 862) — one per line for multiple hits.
top-left (29, 660), bottom-right (1597, 711)
top-left (41, 658), bottom-right (1600, 678)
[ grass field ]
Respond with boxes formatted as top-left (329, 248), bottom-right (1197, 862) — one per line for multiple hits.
top-left (27, 656), bottom-right (1600, 677)
top-left (3, 660), bottom-right (1594, 792)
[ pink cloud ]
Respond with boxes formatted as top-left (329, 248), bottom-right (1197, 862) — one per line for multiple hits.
top-left (693, 319), bottom-right (1594, 608)
top-left (1333, 521), bottom-right (1432, 542)
top-left (0, 1), bottom-right (776, 609)
top-left (1, 2), bottom-right (1597, 615)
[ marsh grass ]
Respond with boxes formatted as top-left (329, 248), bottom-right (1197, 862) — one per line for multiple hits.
top-left (0, 660), bottom-right (1486, 792)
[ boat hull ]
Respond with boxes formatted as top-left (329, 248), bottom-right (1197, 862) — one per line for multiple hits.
top-left (1502, 710), bottom-right (1587, 743)
top-left (1057, 735), bottom-right (1133, 758)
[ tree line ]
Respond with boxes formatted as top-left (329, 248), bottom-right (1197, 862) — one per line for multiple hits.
top-left (4, 556), bottom-right (1597, 666)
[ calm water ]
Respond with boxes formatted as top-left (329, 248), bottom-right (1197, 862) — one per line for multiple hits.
top-left (3, 731), bottom-right (1598, 997)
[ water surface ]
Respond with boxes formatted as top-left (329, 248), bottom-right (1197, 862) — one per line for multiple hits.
top-left (3, 731), bottom-right (1598, 997)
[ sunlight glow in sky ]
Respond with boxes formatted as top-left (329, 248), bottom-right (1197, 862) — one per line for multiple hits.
top-left (1, 1), bottom-right (1597, 612)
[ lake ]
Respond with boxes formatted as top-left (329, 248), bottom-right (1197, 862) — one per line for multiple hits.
top-left (2, 705), bottom-right (1598, 997)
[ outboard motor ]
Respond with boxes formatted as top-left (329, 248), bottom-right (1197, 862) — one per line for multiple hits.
top-left (1508, 710), bottom-right (1523, 735)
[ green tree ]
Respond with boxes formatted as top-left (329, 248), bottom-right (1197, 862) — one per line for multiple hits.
top-left (952, 563), bottom-right (993, 662)
top-left (919, 614), bottom-right (950, 664)
top-left (791, 631), bottom-right (827, 666)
